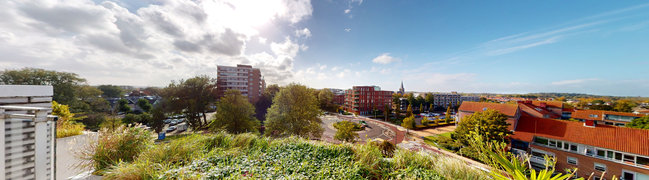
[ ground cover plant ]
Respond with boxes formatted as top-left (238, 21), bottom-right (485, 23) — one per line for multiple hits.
top-left (84, 126), bottom-right (490, 179)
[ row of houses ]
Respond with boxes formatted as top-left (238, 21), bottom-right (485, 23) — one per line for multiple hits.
top-left (458, 101), bottom-right (649, 180)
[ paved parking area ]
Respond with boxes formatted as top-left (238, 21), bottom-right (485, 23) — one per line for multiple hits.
top-left (320, 115), bottom-right (395, 143)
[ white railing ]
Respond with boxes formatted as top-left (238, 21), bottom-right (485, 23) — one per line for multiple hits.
top-left (1, 106), bottom-right (56, 180)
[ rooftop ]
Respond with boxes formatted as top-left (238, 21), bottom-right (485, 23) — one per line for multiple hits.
top-left (511, 113), bottom-right (649, 156)
top-left (458, 101), bottom-right (519, 117)
top-left (572, 109), bottom-right (645, 121)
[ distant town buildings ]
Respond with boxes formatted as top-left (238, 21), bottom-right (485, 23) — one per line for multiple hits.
top-left (432, 92), bottom-right (462, 108)
top-left (216, 64), bottom-right (265, 103)
top-left (329, 88), bottom-right (345, 106)
top-left (344, 86), bottom-right (392, 115)
top-left (458, 101), bottom-right (649, 179)
top-left (460, 96), bottom-right (480, 103)
top-left (398, 81), bottom-right (405, 95)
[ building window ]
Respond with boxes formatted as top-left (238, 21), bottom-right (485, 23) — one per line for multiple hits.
top-left (570, 144), bottom-right (578, 152)
top-left (596, 149), bottom-right (606, 158)
top-left (637, 156), bottom-right (649, 167)
top-left (567, 157), bottom-right (578, 165)
top-left (594, 163), bottom-right (606, 172)
top-left (534, 137), bottom-right (548, 145)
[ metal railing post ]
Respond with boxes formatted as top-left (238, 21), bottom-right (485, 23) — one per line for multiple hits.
top-left (33, 109), bottom-right (51, 180)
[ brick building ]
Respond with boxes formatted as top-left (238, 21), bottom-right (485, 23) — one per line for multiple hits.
top-left (344, 86), bottom-right (393, 115)
top-left (216, 64), bottom-right (265, 103)
top-left (511, 114), bottom-right (649, 180)
top-left (459, 102), bottom-right (649, 179)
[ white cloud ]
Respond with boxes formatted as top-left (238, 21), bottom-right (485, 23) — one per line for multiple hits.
top-left (344, 28), bottom-right (351, 32)
top-left (344, 9), bottom-right (351, 14)
top-left (295, 28), bottom-right (311, 38)
top-left (371, 53), bottom-right (400, 64)
top-left (0, 0), bottom-right (313, 86)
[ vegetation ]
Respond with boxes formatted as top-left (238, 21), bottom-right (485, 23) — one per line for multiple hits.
top-left (254, 84), bottom-right (280, 122)
top-left (162, 75), bottom-right (218, 129)
top-left (454, 109), bottom-right (511, 144)
top-left (315, 88), bottom-right (338, 112)
top-left (445, 106), bottom-right (451, 123)
top-left (209, 89), bottom-right (260, 134)
top-left (265, 83), bottom-right (323, 138)
top-left (136, 99), bottom-right (152, 113)
top-left (401, 115), bottom-right (415, 129)
top-left (405, 104), bottom-right (413, 117)
top-left (333, 120), bottom-right (360, 142)
top-left (627, 116), bottom-right (649, 129)
top-left (97, 85), bottom-right (124, 98)
top-left (117, 99), bottom-right (131, 113)
top-left (91, 131), bottom-right (489, 179)
top-left (78, 125), bottom-right (153, 175)
top-left (0, 68), bottom-right (86, 108)
top-left (52, 101), bottom-right (85, 138)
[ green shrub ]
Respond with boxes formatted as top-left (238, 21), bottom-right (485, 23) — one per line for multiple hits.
top-left (78, 125), bottom-right (153, 175)
top-left (333, 120), bottom-right (363, 131)
top-left (57, 121), bottom-right (84, 138)
top-left (436, 136), bottom-right (462, 151)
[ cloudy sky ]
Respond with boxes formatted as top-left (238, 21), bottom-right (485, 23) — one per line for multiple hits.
top-left (1, 0), bottom-right (649, 96)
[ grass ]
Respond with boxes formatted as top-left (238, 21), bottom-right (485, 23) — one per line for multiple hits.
top-left (91, 130), bottom-right (490, 179)
top-left (77, 125), bottom-right (153, 175)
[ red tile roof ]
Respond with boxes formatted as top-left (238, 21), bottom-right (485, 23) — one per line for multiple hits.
top-left (459, 101), bottom-right (519, 117)
top-left (511, 113), bottom-right (649, 156)
top-left (531, 101), bottom-right (563, 109)
top-left (572, 109), bottom-right (644, 121)
top-left (519, 103), bottom-right (561, 119)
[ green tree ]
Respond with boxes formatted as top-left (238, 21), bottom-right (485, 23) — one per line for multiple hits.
top-left (333, 120), bottom-right (359, 143)
top-left (52, 101), bottom-right (85, 137)
top-left (392, 93), bottom-right (402, 107)
top-left (394, 106), bottom-right (402, 121)
top-left (405, 104), bottom-right (413, 117)
top-left (416, 95), bottom-right (425, 107)
top-left (150, 105), bottom-right (166, 133)
top-left (419, 103), bottom-right (424, 114)
top-left (0, 68), bottom-right (86, 106)
top-left (445, 106), bottom-right (452, 123)
top-left (317, 88), bottom-right (335, 112)
top-left (121, 114), bottom-right (138, 125)
top-left (425, 93), bottom-right (434, 109)
top-left (255, 84), bottom-right (280, 121)
top-left (406, 93), bottom-right (416, 107)
top-left (626, 116), bottom-right (649, 130)
top-left (136, 99), bottom-right (152, 112)
top-left (454, 109), bottom-right (511, 144)
top-left (210, 89), bottom-right (259, 134)
top-left (265, 83), bottom-right (323, 138)
top-left (614, 100), bottom-right (636, 113)
top-left (100, 116), bottom-right (123, 131)
top-left (429, 104), bottom-right (434, 113)
top-left (401, 115), bottom-right (415, 129)
top-left (118, 99), bottom-right (131, 113)
top-left (162, 75), bottom-right (218, 129)
top-left (97, 85), bottom-right (124, 98)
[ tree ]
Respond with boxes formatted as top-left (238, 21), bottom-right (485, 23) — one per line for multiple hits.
top-left (614, 100), bottom-right (636, 113)
top-left (265, 83), bottom-right (323, 138)
top-left (0, 68), bottom-right (86, 106)
top-left (425, 93), bottom-right (434, 109)
top-left (445, 106), bottom-right (452, 123)
top-left (392, 93), bottom-right (402, 107)
top-left (384, 104), bottom-right (391, 121)
top-left (454, 109), bottom-right (511, 144)
top-left (317, 88), bottom-right (336, 112)
top-left (97, 85), bottom-right (124, 98)
top-left (136, 99), bottom-right (152, 112)
top-left (406, 93), bottom-right (416, 108)
top-left (421, 116), bottom-right (431, 126)
top-left (150, 105), bottom-right (166, 133)
top-left (255, 84), bottom-right (280, 122)
top-left (210, 89), bottom-right (259, 134)
top-left (405, 104), bottom-right (413, 117)
top-left (121, 114), bottom-right (138, 125)
top-left (162, 75), bottom-right (218, 129)
top-left (429, 104), bottom-right (434, 113)
top-left (394, 106), bottom-right (401, 121)
top-left (419, 103), bottom-right (424, 114)
top-left (118, 99), bottom-right (131, 113)
top-left (72, 85), bottom-right (110, 113)
top-left (100, 117), bottom-right (122, 131)
top-left (334, 120), bottom-right (359, 143)
top-left (626, 116), bottom-right (649, 130)
top-left (401, 115), bottom-right (415, 129)
top-left (416, 95), bottom-right (425, 108)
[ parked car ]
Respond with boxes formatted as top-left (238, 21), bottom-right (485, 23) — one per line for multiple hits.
top-left (166, 126), bottom-right (177, 133)
top-left (176, 122), bottom-right (188, 132)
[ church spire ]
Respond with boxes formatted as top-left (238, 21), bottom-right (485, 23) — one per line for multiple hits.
top-left (399, 81), bottom-right (405, 94)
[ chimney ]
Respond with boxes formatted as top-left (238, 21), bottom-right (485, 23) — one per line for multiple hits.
top-left (584, 120), bottom-right (596, 127)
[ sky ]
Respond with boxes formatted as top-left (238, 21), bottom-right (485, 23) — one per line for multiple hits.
top-left (1, 0), bottom-right (648, 96)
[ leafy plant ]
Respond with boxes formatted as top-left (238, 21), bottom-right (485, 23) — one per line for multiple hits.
top-left (77, 125), bottom-right (153, 175)
top-left (333, 120), bottom-right (360, 143)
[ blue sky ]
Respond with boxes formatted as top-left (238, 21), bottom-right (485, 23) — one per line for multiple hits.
top-left (291, 1), bottom-right (649, 96)
top-left (1, 0), bottom-right (648, 96)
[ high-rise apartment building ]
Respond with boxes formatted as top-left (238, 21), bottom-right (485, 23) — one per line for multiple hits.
top-left (216, 64), bottom-right (265, 103)
top-left (344, 86), bottom-right (393, 115)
